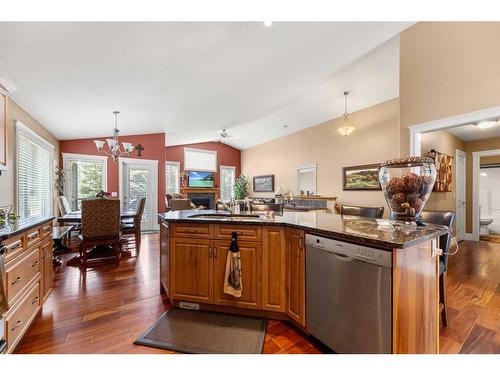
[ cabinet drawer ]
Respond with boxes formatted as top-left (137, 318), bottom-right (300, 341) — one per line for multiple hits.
top-left (172, 223), bottom-right (211, 238)
top-left (6, 281), bottom-right (41, 352)
top-left (213, 225), bottom-right (262, 242)
top-left (26, 227), bottom-right (42, 249)
top-left (41, 221), bottom-right (53, 239)
top-left (3, 234), bottom-right (27, 264)
top-left (5, 248), bottom-right (40, 305)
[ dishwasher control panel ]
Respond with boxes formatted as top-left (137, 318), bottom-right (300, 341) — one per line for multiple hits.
top-left (305, 234), bottom-right (392, 268)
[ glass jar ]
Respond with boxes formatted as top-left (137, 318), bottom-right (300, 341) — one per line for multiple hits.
top-left (379, 156), bottom-right (437, 225)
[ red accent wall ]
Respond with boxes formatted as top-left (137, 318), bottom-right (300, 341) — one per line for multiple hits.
top-left (165, 141), bottom-right (241, 187)
top-left (59, 133), bottom-right (166, 212)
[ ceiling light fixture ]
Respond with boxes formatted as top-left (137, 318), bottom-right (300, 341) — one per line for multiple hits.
top-left (264, 21), bottom-right (272, 27)
top-left (476, 120), bottom-right (498, 129)
top-left (337, 90), bottom-right (356, 137)
top-left (94, 111), bottom-right (135, 162)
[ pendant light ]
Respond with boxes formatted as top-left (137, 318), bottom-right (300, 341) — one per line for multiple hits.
top-left (94, 111), bottom-right (136, 162)
top-left (337, 90), bottom-right (356, 136)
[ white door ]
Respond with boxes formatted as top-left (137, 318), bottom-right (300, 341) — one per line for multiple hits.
top-left (456, 150), bottom-right (466, 241)
top-left (120, 158), bottom-right (158, 232)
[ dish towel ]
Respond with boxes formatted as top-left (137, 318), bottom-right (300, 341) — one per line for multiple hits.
top-left (0, 247), bottom-right (9, 316)
top-left (224, 232), bottom-right (242, 297)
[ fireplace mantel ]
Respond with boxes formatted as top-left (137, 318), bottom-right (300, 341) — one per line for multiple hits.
top-left (181, 187), bottom-right (219, 196)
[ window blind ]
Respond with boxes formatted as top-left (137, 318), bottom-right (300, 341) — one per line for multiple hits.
top-left (166, 162), bottom-right (180, 194)
top-left (184, 147), bottom-right (217, 171)
top-left (16, 122), bottom-right (54, 219)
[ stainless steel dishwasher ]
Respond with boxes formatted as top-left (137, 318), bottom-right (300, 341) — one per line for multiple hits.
top-left (306, 234), bottom-right (392, 354)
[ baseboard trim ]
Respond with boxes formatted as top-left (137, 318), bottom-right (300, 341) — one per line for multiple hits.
top-left (463, 233), bottom-right (475, 241)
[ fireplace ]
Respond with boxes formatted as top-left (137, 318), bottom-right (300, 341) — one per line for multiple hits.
top-left (188, 192), bottom-right (216, 209)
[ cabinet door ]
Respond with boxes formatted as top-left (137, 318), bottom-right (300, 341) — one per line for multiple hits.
top-left (159, 222), bottom-right (170, 296)
top-left (41, 238), bottom-right (53, 301)
top-left (170, 238), bottom-right (212, 304)
top-left (261, 227), bottom-right (286, 312)
top-left (287, 229), bottom-right (306, 326)
top-left (212, 240), bottom-right (261, 310)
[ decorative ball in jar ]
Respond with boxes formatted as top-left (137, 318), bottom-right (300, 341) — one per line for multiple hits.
top-left (379, 156), bottom-right (437, 225)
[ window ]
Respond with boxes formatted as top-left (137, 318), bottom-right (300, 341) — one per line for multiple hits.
top-left (16, 121), bottom-right (54, 219)
top-left (296, 164), bottom-right (317, 195)
top-left (166, 161), bottom-right (180, 194)
top-left (184, 147), bottom-right (217, 172)
top-left (220, 166), bottom-right (236, 202)
top-left (62, 153), bottom-right (107, 211)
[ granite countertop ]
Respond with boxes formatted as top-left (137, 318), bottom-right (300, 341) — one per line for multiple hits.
top-left (0, 216), bottom-right (54, 240)
top-left (158, 210), bottom-right (448, 250)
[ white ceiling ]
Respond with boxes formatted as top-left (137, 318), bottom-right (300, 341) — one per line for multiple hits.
top-left (0, 22), bottom-right (411, 149)
top-left (447, 122), bottom-right (500, 142)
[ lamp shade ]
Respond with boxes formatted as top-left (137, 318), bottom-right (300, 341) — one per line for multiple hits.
top-left (122, 142), bottom-right (134, 153)
top-left (106, 139), bottom-right (118, 151)
top-left (94, 140), bottom-right (105, 151)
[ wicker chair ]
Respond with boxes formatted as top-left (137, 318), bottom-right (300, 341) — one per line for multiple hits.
top-left (79, 199), bottom-right (121, 268)
top-left (121, 197), bottom-right (146, 252)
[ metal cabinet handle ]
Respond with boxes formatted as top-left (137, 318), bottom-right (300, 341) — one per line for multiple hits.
top-left (209, 247), bottom-right (212, 258)
top-left (28, 232), bottom-right (40, 240)
top-left (11, 276), bottom-right (22, 285)
top-left (214, 248), bottom-right (217, 258)
top-left (9, 241), bottom-right (22, 250)
top-left (11, 320), bottom-right (23, 331)
top-left (186, 228), bottom-right (197, 233)
top-left (32, 261), bottom-right (40, 267)
top-left (32, 296), bottom-right (40, 305)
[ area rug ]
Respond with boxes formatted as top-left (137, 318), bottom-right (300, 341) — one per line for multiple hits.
top-left (134, 308), bottom-right (268, 354)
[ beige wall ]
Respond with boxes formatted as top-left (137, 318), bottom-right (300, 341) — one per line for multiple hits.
top-left (241, 98), bottom-right (399, 214)
top-left (420, 130), bottom-right (465, 212)
top-left (400, 22), bottom-right (500, 155)
top-left (464, 136), bottom-right (500, 232)
top-left (0, 97), bottom-right (59, 211)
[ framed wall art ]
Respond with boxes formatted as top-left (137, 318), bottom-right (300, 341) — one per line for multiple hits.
top-left (342, 164), bottom-right (381, 190)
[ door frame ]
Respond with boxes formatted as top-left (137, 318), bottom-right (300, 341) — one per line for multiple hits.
top-left (118, 157), bottom-right (159, 231)
top-left (472, 149), bottom-right (500, 241)
top-left (455, 149), bottom-right (466, 242)
top-left (408, 105), bottom-right (500, 242)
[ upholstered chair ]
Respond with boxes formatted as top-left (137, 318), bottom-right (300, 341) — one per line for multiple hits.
top-left (169, 199), bottom-right (195, 211)
top-left (79, 199), bottom-right (121, 268)
top-left (340, 204), bottom-right (384, 219)
top-left (57, 196), bottom-right (72, 216)
top-left (420, 210), bottom-right (456, 328)
top-left (121, 197), bottom-right (146, 252)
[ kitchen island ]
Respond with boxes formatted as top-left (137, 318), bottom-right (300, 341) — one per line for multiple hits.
top-left (157, 210), bottom-right (447, 354)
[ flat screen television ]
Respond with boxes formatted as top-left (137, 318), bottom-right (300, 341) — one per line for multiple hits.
top-left (188, 171), bottom-right (215, 188)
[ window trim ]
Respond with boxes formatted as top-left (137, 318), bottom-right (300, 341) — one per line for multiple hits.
top-left (15, 120), bottom-right (55, 217)
top-left (220, 165), bottom-right (236, 201)
top-left (183, 147), bottom-right (217, 172)
top-left (62, 152), bottom-right (108, 203)
top-left (166, 160), bottom-right (181, 194)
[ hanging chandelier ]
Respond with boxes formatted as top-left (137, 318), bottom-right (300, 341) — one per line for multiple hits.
top-left (94, 111), bottom-right (135, 161)
top-left (337, 90), bottom-right (356, 136)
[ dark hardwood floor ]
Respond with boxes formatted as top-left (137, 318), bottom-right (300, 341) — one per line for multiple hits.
top-left (14, 234), bottom-right (499, 354)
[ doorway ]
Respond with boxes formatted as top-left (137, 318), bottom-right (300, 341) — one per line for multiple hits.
top-left (455, 150), bottom-right (466, 241)
top-left (119, 158), bottom-right (158, 232)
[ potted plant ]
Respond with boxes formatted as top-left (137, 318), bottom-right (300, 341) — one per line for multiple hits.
top-left (54, 165), bottom-right (66, 196)
top-left (234, 175), bottom-right (250, 200)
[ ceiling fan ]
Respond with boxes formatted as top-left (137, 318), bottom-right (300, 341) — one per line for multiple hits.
top-left (219, 128), bottom-right (239, 145)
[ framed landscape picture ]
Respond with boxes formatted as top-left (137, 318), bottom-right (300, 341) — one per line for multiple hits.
top-left (342, 164), bottom-right (381, 190)
top-left (253, 174), bottom-right (275, 192)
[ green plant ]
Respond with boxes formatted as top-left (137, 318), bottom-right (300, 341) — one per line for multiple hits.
top-left (234, 175), bottom-right (250, 200)
top-left (54, 165), bottom-right (67, 196)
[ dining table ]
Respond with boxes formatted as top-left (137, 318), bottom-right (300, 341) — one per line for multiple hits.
top-left (57, 211), bottom-right (136, 224)
top-left (57, 210), bottom-right (137, 266)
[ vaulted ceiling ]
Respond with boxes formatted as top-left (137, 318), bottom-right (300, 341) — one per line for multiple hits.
top-left (0, 22), bottom-right (412, 149)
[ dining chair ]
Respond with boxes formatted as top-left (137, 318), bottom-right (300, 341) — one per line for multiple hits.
top-left (420, 210), bottom-right (456, 328)
top-left (79, 199), bottom-right (121, 269)
top-left (57, 196), bottom-right (72, 216)
top-left (340, 204), bottom-right (384, 219)
top-left (121, 197), bottom-right (146, 252)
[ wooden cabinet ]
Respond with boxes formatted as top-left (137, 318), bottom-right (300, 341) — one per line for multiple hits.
top-left (40, 238), bottom-right (53, 301)
top-left (213, 224), bottom-right (262, 242)
top-left (286, 229), bottom-right (306, 326)
top-left (159, 222), bottom-right (170, 296)
top-left (170, 237), bottom-right (213, 303)
top-left (212, 240), bottom-right (261, 310)
top-left (172, 223), bottom-right (211, 238)
top-left (261, 227), bottom-right (286, 312)
top-left (5, 248), bottom-right (40, 305)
